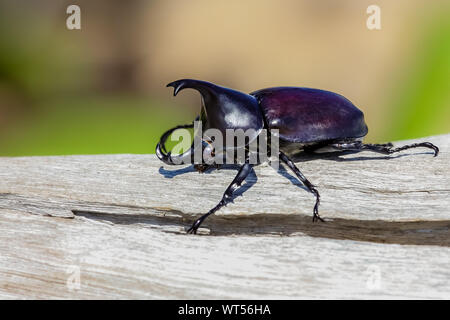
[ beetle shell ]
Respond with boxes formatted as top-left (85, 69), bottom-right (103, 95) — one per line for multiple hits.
top-left (251, 87), bottom-right (368, 143)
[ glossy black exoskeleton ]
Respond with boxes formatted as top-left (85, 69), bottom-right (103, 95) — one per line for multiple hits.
top-left (156, 79), bottom-right (439, 234)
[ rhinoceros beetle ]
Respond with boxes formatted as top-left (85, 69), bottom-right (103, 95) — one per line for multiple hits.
top-left (156, 79), bottom-right (439, 234)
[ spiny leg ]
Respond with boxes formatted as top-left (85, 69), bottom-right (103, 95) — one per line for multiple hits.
top-left (328, 141), bottom-right (439, 157)
top-left (279, 151), bottom-right (323, 222)
top-left (187, 162), bottom-right (253, 234)
top-left (158, 121), bottom-right (195, 153)
top-left (156, 117), bottom-right (200, 165)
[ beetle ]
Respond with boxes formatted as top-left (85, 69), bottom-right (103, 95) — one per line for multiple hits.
top-left (156, 79), bottom-right (439, 234)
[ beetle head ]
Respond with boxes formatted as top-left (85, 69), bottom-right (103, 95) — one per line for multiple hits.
top-left (167, 79), bottom-right (264, 150)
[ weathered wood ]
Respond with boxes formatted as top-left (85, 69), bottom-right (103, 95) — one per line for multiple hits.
top-left (0, 134), bottom-right (449, 299)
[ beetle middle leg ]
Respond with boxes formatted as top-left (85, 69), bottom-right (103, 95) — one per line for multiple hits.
top-left (187, 161), bottom-right (253, 234)
top-left (279, 151), bottom-right (324, 222)
top-left (324, 141), bottom-right (439, 157)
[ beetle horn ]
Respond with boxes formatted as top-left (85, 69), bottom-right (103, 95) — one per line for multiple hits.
top-left (166, 79), bottom-right (217, 98)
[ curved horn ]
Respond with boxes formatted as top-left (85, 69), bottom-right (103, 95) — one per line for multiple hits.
top-left (166, 79), bottom-right (218, 98)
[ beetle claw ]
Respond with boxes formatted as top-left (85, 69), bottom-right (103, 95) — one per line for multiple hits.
top-left (312, 205), bottom-right (325, 223)
top-left (430, 144), bottom-right (439, 157)
top-left (186, 226), bottom-right (197, 234)
top-left (186, 217), bottom-right (203, 234)
top-left (312, 214), bottom-right (325, 223)
top-left (186, 224), bottom-right (197, 234)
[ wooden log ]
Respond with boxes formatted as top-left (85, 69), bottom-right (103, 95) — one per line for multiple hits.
top-left (0, 134), bottom-right (449, 299)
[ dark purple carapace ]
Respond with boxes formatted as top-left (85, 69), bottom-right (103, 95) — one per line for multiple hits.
top-left (251, 87), bottom-right (368, 144)
top-left (156, 79), bottom-right (439, 234)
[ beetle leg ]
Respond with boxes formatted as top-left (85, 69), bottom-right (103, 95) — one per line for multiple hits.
top-left (187, 162), bottom-right (253, 234)
top-left (327, 141), bottom-right (439, 157)
top-left (158, 121), bottom-right (196, 153)
top-left (156, 117), bottom-right (201, 165)
top-left (279, 151), bottom-right (324, 223)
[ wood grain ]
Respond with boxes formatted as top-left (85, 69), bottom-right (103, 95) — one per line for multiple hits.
top-left (0, 134), bottom-right (449, 299)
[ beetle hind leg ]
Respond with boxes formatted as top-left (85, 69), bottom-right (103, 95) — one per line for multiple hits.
top-left (363, 142), bottom-right (438, 156)
top-left (325, 141), bottom-right (439, 157)
top-left (279, 151), bottom-right (324, 223)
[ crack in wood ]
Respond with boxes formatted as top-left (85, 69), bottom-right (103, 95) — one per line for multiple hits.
top-left (73, 209), bottom-right (450, 247)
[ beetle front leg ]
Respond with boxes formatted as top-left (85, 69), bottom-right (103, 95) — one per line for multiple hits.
top-left (187, 162), bottom-right (253, 234)
top-left (279, 151), bottom-right (324, 222)
top-left (155, 117), bottom-right (200, 165)
top-left (158, 121), bottom-right (196, 153)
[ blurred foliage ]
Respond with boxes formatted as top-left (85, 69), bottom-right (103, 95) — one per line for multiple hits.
top-left (383, 11), bottom-right (450, 141)
top-left (0, 1), bottom-right (448, 156)
top-left (0, 95), bottom-right (193, 156)
top-left (0, 9), bottom-right (89, 100)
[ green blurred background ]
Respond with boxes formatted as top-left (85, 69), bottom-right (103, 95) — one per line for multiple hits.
top-left (0, 0), bottom-right (449, 156)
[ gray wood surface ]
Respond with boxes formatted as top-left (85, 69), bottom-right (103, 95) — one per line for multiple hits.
top-left (0, 134), bottom-right (449, 299)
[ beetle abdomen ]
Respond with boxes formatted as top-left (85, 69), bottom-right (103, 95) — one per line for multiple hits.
top-left (251, 87), bottom-right (368, 143)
